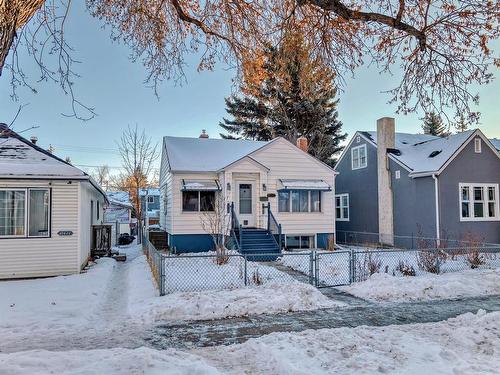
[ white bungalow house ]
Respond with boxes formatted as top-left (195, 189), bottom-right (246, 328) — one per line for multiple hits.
top-left (0, 124), bottom-right (107, 279)
top-left (159, 132), bottom-right (336, 254)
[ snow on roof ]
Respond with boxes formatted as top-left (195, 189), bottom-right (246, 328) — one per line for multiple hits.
top-left (363, 130), bottom-right (476, 175)
top-left (490, 138), bottom-right (500, 152)
top-left (163, 136), bottom-right (270, 172)
top-left (279, 179), bottom-right (331, 191)
top-left (107, 191), bottom-right (131, 204)
top-left (0, 133), bottom-right (86, 178)
top-left (139, 188), bottom-right (160, 196)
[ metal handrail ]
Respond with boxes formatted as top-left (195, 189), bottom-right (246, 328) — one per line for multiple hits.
top-left (267, 202), bottom-right (282, 251)
top-left (230, 202), bottom-right (241, 249)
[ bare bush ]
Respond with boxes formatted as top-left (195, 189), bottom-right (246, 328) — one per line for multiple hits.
top-left (396, 261), bottom-right (416, 277)
top-left (356, 252), bottom-right (382, 281)
top-left (200, 193), bottom-right (230, 266)
top-left (252, 269), bottom-right (262, 286)
top-left (417, 249), bottom-right (445, 274)
top-left (461, 232), bottom-right (485, 269)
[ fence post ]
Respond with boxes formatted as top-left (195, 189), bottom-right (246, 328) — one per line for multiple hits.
top-left (435, 250), bottom-right (441, 274)
top-left (160, 254), bottom-right (165, 296)
top-left (350, 249), bottom-right (356, 283)
top-left (314, 251), bottom-right (319, 287)
top-left (278, 224), bottom-right (282, 250)
top-left (309, 251), bottom-right (314, 285)
top-left (244, 255), bottom-right (248, 286)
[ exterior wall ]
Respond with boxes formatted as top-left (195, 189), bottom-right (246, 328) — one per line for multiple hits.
top-left (334, 135), bottom-right (379, 235)
top-left (438, 136), bottom-right (500, 244)
top-left (251, 138), bottom-right (335, 237)
top-left (0, 179), bottom-right (80, 279)
top-left (159, 143), bottom-right (173, 234)
top-left (390, 160), bottom-right (436, 247)
top-left (169, 234), bottom-right (214, 253)
top-left (78, 181), bottom-right (105, 268)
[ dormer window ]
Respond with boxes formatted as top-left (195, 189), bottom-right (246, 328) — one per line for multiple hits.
top-left (351, 144), bottom-right (367, 170)
top-left (474, 138), bottom-right (482, 153)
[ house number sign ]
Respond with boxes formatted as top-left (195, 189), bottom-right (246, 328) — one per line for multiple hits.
top-left (58, 231), bottom-right (73, 236)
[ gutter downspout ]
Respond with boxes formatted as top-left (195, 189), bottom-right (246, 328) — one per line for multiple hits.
top-left (432, 174), bottom-right (440, 247)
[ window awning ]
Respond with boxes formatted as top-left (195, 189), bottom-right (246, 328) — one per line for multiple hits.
top-left (278, 179), bottom-right (331, 191)
top-left (181, 179), bottom-right (221, 191)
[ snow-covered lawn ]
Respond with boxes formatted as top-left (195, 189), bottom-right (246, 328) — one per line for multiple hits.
top-left (162, 251), bottom-right (297, 293)
top-left (0, 258), bottom-right (116, 335)
top-left (341, 267), bottom-right (500, 302)
top-left (130, 253), bottom-right (342, 323)
top-left (2, 311), bottom-right (499, 374)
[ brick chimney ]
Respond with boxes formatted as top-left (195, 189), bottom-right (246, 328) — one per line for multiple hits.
top-left (30, 136), bottom-right (38, 145)
top-left (199, 129), bottom-right (209, 139)
top-left (377, 117), bottom-right (395, 246)
top-left (296, 136), bottom-right (308, 152)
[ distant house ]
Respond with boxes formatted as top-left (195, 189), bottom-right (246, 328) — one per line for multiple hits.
top-left (139, 188), bottom-right (160, 226)
top-left (104, 191), bottom-right (133, 235)
top-left (334, 117), bottom-right (500, 246)
top-left (0, 124), bottom-right (107, 279)
top-left (159, 132), bottom-right (336, 253)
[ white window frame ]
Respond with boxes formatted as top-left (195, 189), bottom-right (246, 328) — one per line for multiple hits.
top-left (395, 170), bottom-right (401, 179)
top-left (351, 144), bottom-right (367, 170)
top-left (474, 138), bottom-right (482, 153)
top-left (0, 188), bottom-right (51, 238)
top-left (459, 183), bottom-right (499, 222)
top-left (278, 190), bottom-right (322, 213)
top-left (335, 193), bottom-right (350, 221)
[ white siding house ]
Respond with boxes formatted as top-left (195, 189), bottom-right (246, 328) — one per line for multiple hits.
top-left (159, 134), bottom-right (336, 252)
top-left (0, 124), bottom-right (107, 279)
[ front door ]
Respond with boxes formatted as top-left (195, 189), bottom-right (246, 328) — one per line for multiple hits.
top-left (237, 182), bottom-right (256, 227)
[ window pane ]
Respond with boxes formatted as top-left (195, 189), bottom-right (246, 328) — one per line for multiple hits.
top-left (461, 187), bottom-right (469, 201)
top-left (29, 190), bottom-right (49, 237)
top-left (200, 191), bottom-right (215, 211)
top-left (299, 191), bottom-right (309, 212)
top-left (474, 187), bottom-right (483, 201)
top-left (462, 202), bottom-right (470, 218)
top-left (0, 190), bottom-right (25, 236)
top-left (291, 191), bottom-right (300, 212)
top-left (474, 202), bottom-right (484, 217)
top-left (286, 235), bottom-right (300, 249)
top-left (335, 196), bottom-right (341, 208)
top-left (239, 184), bottom-right (252, 214)
top-left (278, 191), bottom-right (290, 212)
top-left (488, 202), bottom-right (496, 217)
top-left (343, 207), bottom-right (349, 219)
top-left (342, 195), bottom-right (348, 207)
top-left (310, 191), bottom-right (321, 212)
top-left (336, 207), bottom-right (341, 219)
top-left (488, 187), bottom-right (495, 201)
top-left (182, 191), bottom-right (199, 211)
top-left (301, 235), bottom-right (312, 249)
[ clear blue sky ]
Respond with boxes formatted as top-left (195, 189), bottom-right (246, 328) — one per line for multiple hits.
top-left (1, 2), bottom-right (499, 174)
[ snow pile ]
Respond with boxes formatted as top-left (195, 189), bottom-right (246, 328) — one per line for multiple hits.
top-left (199, 310), bottom-right (500, 374)
top-left (128, 254), bottom-right (341, 322)
top-left (0, 258), bottom-right (115, 334)
top-left (0, 347), bottom-right (220, 375)
top-left (341, 267), bottom-right (500, 302)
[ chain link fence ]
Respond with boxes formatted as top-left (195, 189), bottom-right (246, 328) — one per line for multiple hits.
top-left (142, 234), bottom-right (500, 295)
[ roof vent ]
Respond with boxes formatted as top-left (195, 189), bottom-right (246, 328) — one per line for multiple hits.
top-left (199, 129), bottom-right (209, 139)
top-left (30, 136), bottom-right (38, 145)
top-left (429, 150), bottom-right (442, 158)
top-left (401, 141), bottom-right (408, 145)
top-left (387, 148), bottom-right (402, 156)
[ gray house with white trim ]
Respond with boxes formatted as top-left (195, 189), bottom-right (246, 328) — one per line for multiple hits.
top-left (334, 117), bottom-right (500, 246)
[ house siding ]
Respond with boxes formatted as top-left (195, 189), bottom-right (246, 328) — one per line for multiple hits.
top-left (79, 181), bottom-right (105, 268)
top-left (0, 179), bottom-right (80, 279)
top-left (438, 136), bottom-right (500, 244)
top-left (390, 160), bottom-right (436, 247)
top-left (334, 135), bottom-right (379, 235)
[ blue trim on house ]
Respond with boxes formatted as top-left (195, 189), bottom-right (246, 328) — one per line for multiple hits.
top-left (169, 234), bottom-right (214, 253)
top-left (316, 233), bottom-right (335, 249)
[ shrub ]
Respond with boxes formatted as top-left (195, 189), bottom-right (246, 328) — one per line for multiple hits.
top-left (252, 268), bottom-right (263, 285)
top-left (417, 249), bottom-right (445, 274)
top-left (356, 252), bottom-right (382, 281)
top-left (396, 261), bottom-right (416, 276)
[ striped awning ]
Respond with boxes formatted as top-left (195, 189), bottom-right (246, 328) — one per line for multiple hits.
top-left (278, 179), bottom-right (331, 191)
top-left (181, 179), bottom-right (221, 191)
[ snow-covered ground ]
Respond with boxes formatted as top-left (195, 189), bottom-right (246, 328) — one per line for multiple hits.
top-left (341, 267), bottom-right (500, 302)
top-left (2, 311), bottom-right (499, 374)
top-left (1, 242), bottom-right (339, 347)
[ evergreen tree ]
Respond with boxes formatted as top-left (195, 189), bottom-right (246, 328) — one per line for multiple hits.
top-left (219, 32), bottom-right (346, 166)
top-left (422, 112), bottom-right (448, 137)
top-left (454, 115), bottom-right (469, 132)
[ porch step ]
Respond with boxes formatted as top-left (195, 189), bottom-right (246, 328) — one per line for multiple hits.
top-left (238, 227), bottom-right (280, 261)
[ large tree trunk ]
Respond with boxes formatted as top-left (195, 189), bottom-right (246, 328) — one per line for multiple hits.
top-left (0, 0), bottom-right (45, 75)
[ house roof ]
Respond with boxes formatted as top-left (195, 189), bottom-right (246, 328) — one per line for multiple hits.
top-left (490, 138), bottom-right (500, 152)
top-left (0, 123), bottom-right (107, 201)
top-left (163, 136), bottom-right (270, 172)
top-left (106, 191), bottom-right (133, 208)
top-left (361, 130), bottom-right (479, 175)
